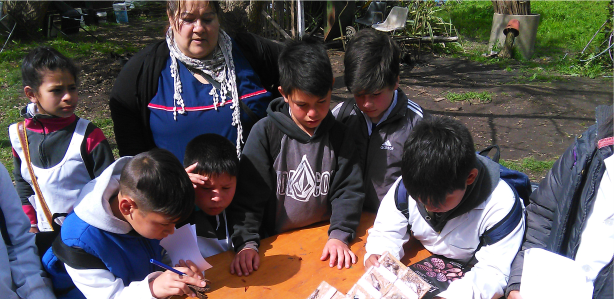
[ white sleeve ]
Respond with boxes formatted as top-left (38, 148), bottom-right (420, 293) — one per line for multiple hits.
top-left (65, 265), bottom-right (162, 299)
top-left (0, 163), bottom-right (56, 299)
top-left (438, 183), bottom-right (526, 299)
top-left (364, 177), bottom-right (410, 264)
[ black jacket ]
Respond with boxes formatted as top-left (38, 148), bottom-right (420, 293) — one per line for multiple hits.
top-left (506, 105), bottom-right (613, 298)
top-left (109, 33), bottom-right (284, 157)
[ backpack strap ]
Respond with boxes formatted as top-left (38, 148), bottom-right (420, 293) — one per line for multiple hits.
top-left (394, 179), bottom-right (410, 219)
top-left (478, 145), bottom-right (501, 163)
top-left (52, 232), bottom-right (108, 270)
top-left (336, 99), bottom-right (357, 121)
top-left (480, 187), bottom-right (523, 246)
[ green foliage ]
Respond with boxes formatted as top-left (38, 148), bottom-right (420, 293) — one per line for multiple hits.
top-left (400, 0), bottom-right (458, 38)
top-left (501, 157), bottom-right (556, 181)
top-left (446, 91), bottom-right (492, 103)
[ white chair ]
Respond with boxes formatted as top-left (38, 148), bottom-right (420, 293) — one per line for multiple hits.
top-left (372, 6), bottom-right (408, 33)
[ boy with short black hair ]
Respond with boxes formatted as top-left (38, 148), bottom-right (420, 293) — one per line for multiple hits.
top-left (332, 29), bottom-right (425, 212)
top-left (228, 38), bottom-right (365, 276)
top-left (182, 133), bottom-right (238, 258)
top-left (365, 117), bottom-right (524, 299)
top-left (42, 149), bottom-right (207, 299)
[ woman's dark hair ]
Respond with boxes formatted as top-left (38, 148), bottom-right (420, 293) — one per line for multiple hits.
top-left (183, 133), bottom-right (239, 177)
top-left (166, 0), bottom-right (223, 32)
top-left (21, 46), bottom-right (79, 92)
top-left (344, 29), bottom-right (400, 94)
top-left (278, 36), bottom-right (333, 98)
top-left (401, 116), bottom-right (476, 208)
top-left (119, 148), bottom-right (195, 222)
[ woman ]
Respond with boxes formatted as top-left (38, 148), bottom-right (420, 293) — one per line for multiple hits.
top-left (110, 0), bottom-right (282, 161)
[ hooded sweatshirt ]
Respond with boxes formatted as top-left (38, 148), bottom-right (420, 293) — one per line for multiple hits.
top-left (228, 97), bottom-right (365, 251)
top-left (365, 155), bottom-right (525, 299)
top-left (42, 158), bottom-right (164, 299)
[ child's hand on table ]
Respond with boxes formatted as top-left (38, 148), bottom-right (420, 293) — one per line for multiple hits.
top-left (149, 265), bottom-right (207, 298)
top-left (320, 238), bottom-right (357, 269)
top-left (364, 254), bottom-right (381, 269)
top-left (230, 248), bottom-right (260, 276)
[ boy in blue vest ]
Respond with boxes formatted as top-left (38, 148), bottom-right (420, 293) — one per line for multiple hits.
top-left (332, 29), bottom-right (425, 212)
top-left (364, 117), bottom-right (524, 298)
top-left (43, 149), bottom-right (207, 298)
top-left (228, 38), bottom-right (365, 276)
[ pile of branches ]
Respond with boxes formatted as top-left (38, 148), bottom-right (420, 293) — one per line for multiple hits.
top-left (491, 0), bottom-right (531, 15)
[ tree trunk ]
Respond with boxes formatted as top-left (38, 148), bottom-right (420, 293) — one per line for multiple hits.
top-left (491, 1), bottom-right (531, 15)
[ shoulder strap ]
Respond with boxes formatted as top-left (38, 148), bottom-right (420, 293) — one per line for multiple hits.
top-left (52, 233), bottom-right (108, 270)
top-left (16, 122), bottom-right (54, 230)
top-left (394, 179), bottom-right (410, 219)
top-left (480, 187), bottom-right (523, 246)
top-left (337, 99), bottom-right (357, 121)
top-left (478, 145), bottom-right (501, 163)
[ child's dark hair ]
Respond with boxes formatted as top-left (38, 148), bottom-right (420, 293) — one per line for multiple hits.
top-left (21, 46), bottom-right (79, 91)
top-left (183, 133), bottom-right (239, 177)
top-left (278, 37), bottom-right (333, 98)
top-left (119, 148), bottom-right (194, 221)
top-left (401, 116), bottom-right (476, 208)
top-left (344, 29), bottom-right (400, 94)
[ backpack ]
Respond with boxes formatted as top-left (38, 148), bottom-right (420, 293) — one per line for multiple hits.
top-left (394, 144), bottom-right (529, 250)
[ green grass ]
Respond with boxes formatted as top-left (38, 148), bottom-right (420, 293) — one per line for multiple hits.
top-left (446, 91), bottom-right (493, 103)
top-left (437, 1), bottom-right (613, 78)
top-left (501, 156), bottom-right (556, 181)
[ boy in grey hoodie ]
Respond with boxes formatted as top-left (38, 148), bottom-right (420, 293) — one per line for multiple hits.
top-left (228, 38), bottom-right (365, 276)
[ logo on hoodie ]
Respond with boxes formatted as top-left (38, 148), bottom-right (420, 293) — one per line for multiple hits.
top-left (277, 155), bottom-right (331, 202)
top-left (381, 140), bottom-right (394, 151)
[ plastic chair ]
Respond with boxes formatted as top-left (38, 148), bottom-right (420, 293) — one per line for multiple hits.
top-left (372, 6), bottom-right (408, 33)
top-left (355, 1), bottom-right (386, 27)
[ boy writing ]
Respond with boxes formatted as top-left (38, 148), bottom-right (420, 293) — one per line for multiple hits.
top-left (364, 117), bottom-right (524, 298)
top-left (182, 133), bottom-right (238, 258)
top-left (332, 29), bottom-right (425, 212)
top-left (9, 46), bottom-right (114, 232)
top-left (228, 38), bottom-right (365, 276)
top-left (42, 149), bottom-right (206, 298)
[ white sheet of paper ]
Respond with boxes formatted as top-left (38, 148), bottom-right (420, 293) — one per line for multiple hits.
top-left (520, 248), bottom-right (592, 299)
top-left (160, 224), bottom-right (212, 272)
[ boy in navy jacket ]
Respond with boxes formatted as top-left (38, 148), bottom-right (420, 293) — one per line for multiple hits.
top-left (228, 38), bottom-right (365, 276)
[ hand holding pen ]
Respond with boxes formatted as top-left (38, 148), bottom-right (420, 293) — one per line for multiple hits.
top-left (149, 259), bottom-right (207, 299)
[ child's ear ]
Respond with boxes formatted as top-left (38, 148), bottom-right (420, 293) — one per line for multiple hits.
top-left (24, 86), bottom-right (38, 103)
top-left (466, 168), bottom-right (479, 185)
top-left (278, 86), bottom-right (289, 103)
top-left (118, 194), bottom-right (137, 216)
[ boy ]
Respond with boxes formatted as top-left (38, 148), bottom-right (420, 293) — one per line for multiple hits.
top-left (364, 117), bottom-right (524, 299)
top-left (9, 46), bottom-right (114, 232)
top-left (42, 149), bottom-right (207, 298)
top-left (182, 133), bottom-right (238, 258)
top-left (506, 106), bottom-right (613, 299)
top-left (332, 29), bottom-right (425, 212)
top-left (228, 38), bottom-right (365, 276)
top-left (0, 162), bottom-right (55, 299)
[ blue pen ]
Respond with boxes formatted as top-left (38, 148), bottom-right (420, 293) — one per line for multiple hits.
top-left (150, 259), bottom-right (186, 276)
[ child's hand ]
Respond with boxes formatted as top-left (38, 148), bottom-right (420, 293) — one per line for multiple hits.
top-left (320, 239), bottom-right (357, 269)
top-left (29, 226), bottom-right (40, 233)
top-left (185, 162), bottom-right (209, 188)
top-left (365, 254), bottom-right (381, 269)
top-left (230, 248), bottom-right (259, 276)
top-left (175, 259), bottom-right (204, 280)
top-left (507, 290), bottom-right (523, 299)
top-left (149, 266), bottom-right (207, 299)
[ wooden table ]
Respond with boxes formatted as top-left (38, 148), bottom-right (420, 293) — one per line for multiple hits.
top-left (184, 212), bottom-right (430, 298)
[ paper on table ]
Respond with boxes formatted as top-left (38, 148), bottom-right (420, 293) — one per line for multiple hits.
top-left (520, 248), bottom-right (592, 299)
top-left (160, 224), bottom-right (212, 272)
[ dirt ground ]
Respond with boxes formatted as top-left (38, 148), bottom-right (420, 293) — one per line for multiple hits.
top-left (76, 18), bottom-right (613, 181)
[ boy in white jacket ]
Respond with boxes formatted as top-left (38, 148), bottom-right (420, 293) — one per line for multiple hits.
top-left (0, 161), bottom-right (55, 299)
top-left (364, 117), bottom-right (525, 299)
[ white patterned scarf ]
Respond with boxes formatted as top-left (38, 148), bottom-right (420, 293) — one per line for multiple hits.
top-left (166, 27), bottom-right (243, 156)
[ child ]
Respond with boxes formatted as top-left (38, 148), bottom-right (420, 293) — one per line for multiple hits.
top-left (42, 149), bottom-right (206, 298)
top-left (228, 38), bottom-right (365, 276)
top-left (0, 162), bottom-right (55, 299)
top-left (182, 133), bottom-right (238, 258)
top-left (332, 29), bottom-right (426, 212)
top-left (506, 106), bottom-right (613, 299)
top-left (364, 117), bottom-right (524, 299)
top-left (9, 46), bottom-right (114, 232)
